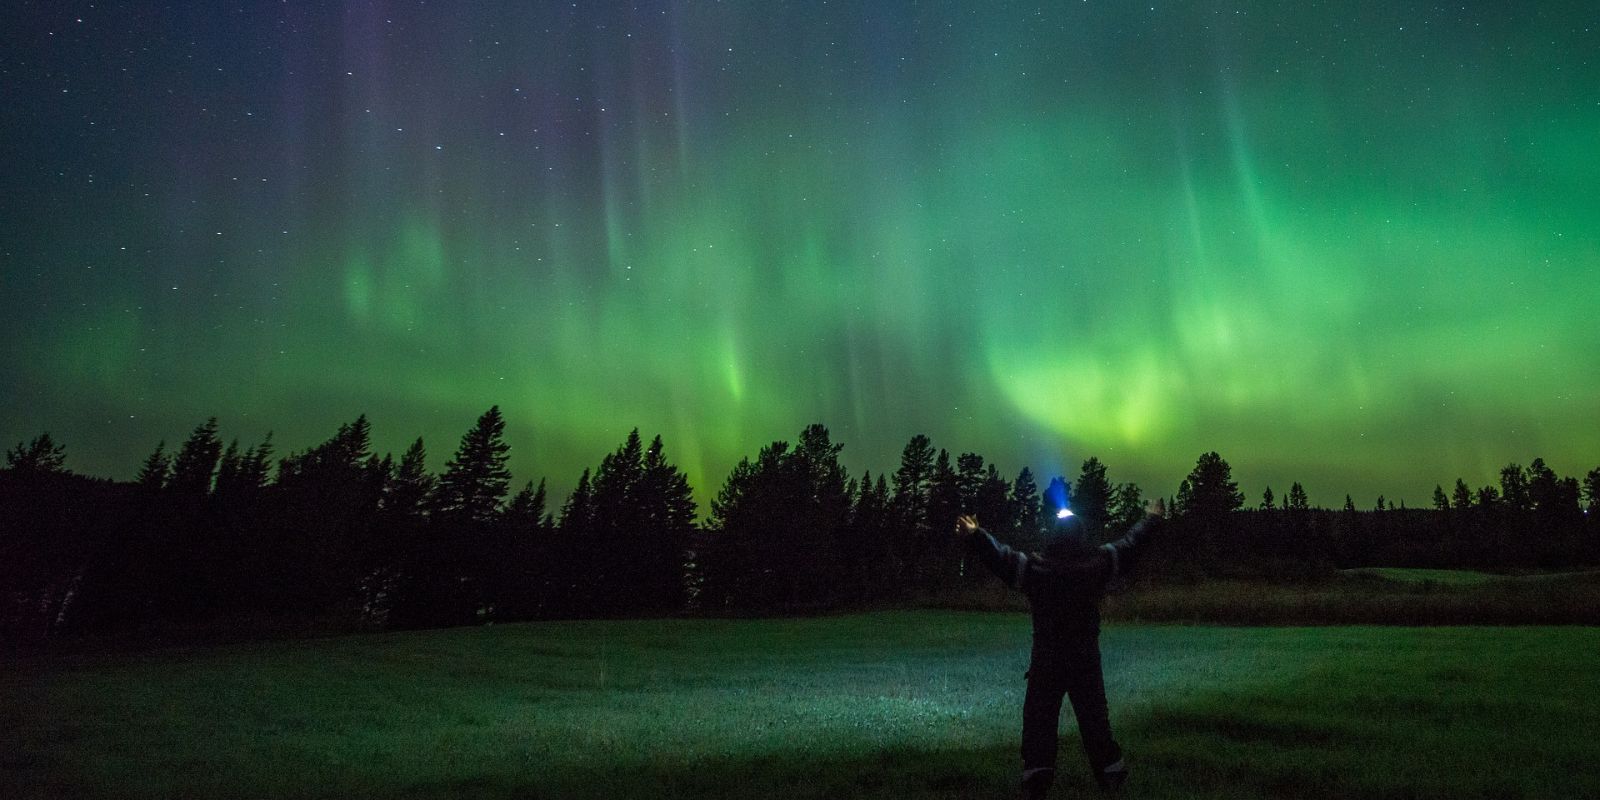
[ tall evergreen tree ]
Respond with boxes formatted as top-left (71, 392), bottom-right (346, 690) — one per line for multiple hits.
top-left (1498, 463), bottom-right (1531, 513)
top-left (891, 434), bottom-right (935, 533)
top-left (505, 480), bottom-right (549, 531)
top-left (1286, 482), bottom-right (1310, 512)
top-left (634, 434), bottom-right (698, 612)
top-left (434, 406), bottom-right (512, 523)
top-left (1109, 482), bottom-right (1146, 534)
top-left (560, 469), bottom-right (594, 538)
top-left (925, 449), bottom-right (962, 584)
top-left (975, 464), bottom-right (1014, 534)
top-left (1432, 484), bottom-right (1450, 511)
top-left (1260, 486), bottom-right (1276, 511)
top-left (135, 441), bottom-right (171, 489)
top-left (384, 438), bottom-right (434, 515)
top-left (170, 418), bottom-right (223, 495)
top-left (955, 453), bottom-right (987, 514)
top-left (5, 433), bottom-right (67, 474)
top-left (1179, 452), bottom-right (1244, 516)
top-left (1451, 478), bottom-right (1474, 510)
top-left (1475, 485), bottom-right (1500, 509)
top-left (1073, 456), bottom-right (1114, 538)
top-left (1010, 467), bottom-right (1042, 547)
top-left (1585, 467), bottom-right (1600, 513)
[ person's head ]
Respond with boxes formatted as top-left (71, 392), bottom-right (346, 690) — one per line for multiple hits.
top-left (1041, 476), bottom-right (1090, 556)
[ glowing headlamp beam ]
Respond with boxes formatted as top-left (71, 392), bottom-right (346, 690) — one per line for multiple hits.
top-left (1056, 508), bottom-right (1074, 519)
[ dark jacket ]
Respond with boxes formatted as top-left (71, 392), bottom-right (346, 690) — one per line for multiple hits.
top-left (966, 516), bottom-right (1162, 660)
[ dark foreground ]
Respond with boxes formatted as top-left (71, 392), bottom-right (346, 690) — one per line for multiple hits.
top-left (4, 612), bottom-right (1597, 799)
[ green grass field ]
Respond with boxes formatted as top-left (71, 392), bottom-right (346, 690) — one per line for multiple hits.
top-left (4, 612), bottom-right (1598, 799)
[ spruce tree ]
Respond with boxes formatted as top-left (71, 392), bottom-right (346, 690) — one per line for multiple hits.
top-left (1073, 456), bottom-right (1114, 537)
top-left (1432, 485), bottom-right (1450, 511)
top-left (385, 438), bottom-right (434, 515)
top-left (5, 433), bottom-right (66, 474)
top-left (135, 441), bottom-right (172, 489)
top-left (1180, 452), bottom-right (1244, 516)
top-left (1287, 482), bottom-right (1309, 511)
top-left (1010, 467), bottom-right (1042, 546)
top-left (170, 418), bottom-right (223, 495)
top-left (1261, 486), bottom-right (1275, 511)
top-left (435, 406), bottom-right (512, 523)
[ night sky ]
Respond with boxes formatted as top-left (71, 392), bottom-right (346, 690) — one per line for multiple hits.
top-left (3, 2), bottom-right (1596, 509)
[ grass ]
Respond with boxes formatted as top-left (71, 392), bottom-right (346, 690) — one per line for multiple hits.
top-left (5, 612), bottom-right (1599, 798)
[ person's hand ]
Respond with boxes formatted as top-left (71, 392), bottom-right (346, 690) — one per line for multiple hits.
top-left (1145, 497), bottom-right (1167, 519)
top-left (954, 514), bottom-right (980, 538)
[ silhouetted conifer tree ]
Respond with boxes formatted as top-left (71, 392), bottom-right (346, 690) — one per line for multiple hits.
top-left (384, 438), bottom-right (434, 515)
top-left (135, 441), bottom-right (171, 490)
top-left (1498, 463), bottom-right (1531, 513)
top-left (434, 406), bottom-right (512, 523)
top-left (6, 433), bottom-right (67, 474)
top-left (1073, 457), bottom-right (1114, 540)
top-left (1261, 486), bottom-right (1276, 511)
top-left (1180, 452), bottom-right (1244, 517)
top-left (1010, 467), bottom-right (1042, 549)
top-left (926, 449), bottom-right (962, 587)
top-left (1475, 485), bottom-right (1500, 508)
top-left (1432, 485), bottom-right (1450, 511)
top-left (170, 418), bottom-right (222, 495)
top-left (1452, 478), bottom-right (1473, 510)
top-left (1286, 482), bottom-right (1310, 512)
top-left (1107, 483), bottom-right (1144, 535)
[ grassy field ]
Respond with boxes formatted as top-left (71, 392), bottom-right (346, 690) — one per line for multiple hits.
top-left (4, 612), bottom-right (1598, 799)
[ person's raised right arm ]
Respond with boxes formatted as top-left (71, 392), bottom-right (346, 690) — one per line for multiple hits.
top-left (955, 514), bottom-right (1029, 590)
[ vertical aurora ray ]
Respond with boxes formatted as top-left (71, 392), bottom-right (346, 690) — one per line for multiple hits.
top-left (1, 1), bottom-right (1596, 508)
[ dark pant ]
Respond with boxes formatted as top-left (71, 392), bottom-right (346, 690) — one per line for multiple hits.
top-left (1021, 637), bottom-right (1121, 774)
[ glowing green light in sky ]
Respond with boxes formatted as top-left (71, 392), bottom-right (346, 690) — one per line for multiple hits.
top-left (3, 2), bottom-right (1596, 508)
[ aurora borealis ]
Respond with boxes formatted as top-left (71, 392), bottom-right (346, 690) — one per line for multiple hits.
top-left (3, 2), bottom-right (1596, 508)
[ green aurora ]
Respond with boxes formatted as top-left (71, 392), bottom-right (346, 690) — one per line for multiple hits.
top-left (2, 2), bottom-right (1596, 508)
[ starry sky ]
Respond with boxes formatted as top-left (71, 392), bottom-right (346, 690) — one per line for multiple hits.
top-left (3, 1), bottom-right (1597, 509)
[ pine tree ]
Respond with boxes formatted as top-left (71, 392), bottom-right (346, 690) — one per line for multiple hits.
top-left (1343, 495), bottom-right (1357, 514)
top-left (1179, 452), bottom-right (1244, 516)
top-left (505, 479), bottom-right (549, 530)
top-left (135, 441), bottom-right (172, 489)
top-left (1451, 478), bottom-right (1473, 510)
top-left (1260, 486), bottom-right (1276, 511)
top-left (560, 469), bottom-right (594, 537)
top-left (5, 433), bottom-right (67, 474)
top-left (1432, 485), bottom-right (1450, 511)
top-left (1287, 482), bottom-right (1310, 512)
top-left (1498, 463), bottom-right (1531, 513)
top-left (1110, 482), bottom-right (1146, 533)
top-left (635, 434), bottom-right (697, 611)
top-left (956, 453), bottom-right (987, 514)
top-left (385, 438), bottom-right (434, 515)
top-left (1475, 485), bottom-right (1500, 509)
top-left (1010, 467), bottom-right (1042, 546)
top-left (170, 418), bottom-right (223, 495)
top-left (1073, 457), bottom-right (1114, 537)
top-left (975, 464), bottom-right (1013, 534)
top-left (1585, 467), bottom-right (1600, 513)
top-left (891, 434), bottom-right (935, 532)
top-left (434, 406), bottom-right (512, 523)
top-left (1174, 479), bottom-right (1193, 515)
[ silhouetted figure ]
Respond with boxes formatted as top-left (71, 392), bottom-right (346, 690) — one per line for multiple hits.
top-left (955, 477), bottom-right (1165, 798)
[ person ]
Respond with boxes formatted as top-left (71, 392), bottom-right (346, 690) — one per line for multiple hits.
top-left (954, 478), bottom-right (1166, 798)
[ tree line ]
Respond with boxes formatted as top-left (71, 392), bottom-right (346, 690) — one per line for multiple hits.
top-left (3, 412), bottom-right (1598, 643)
